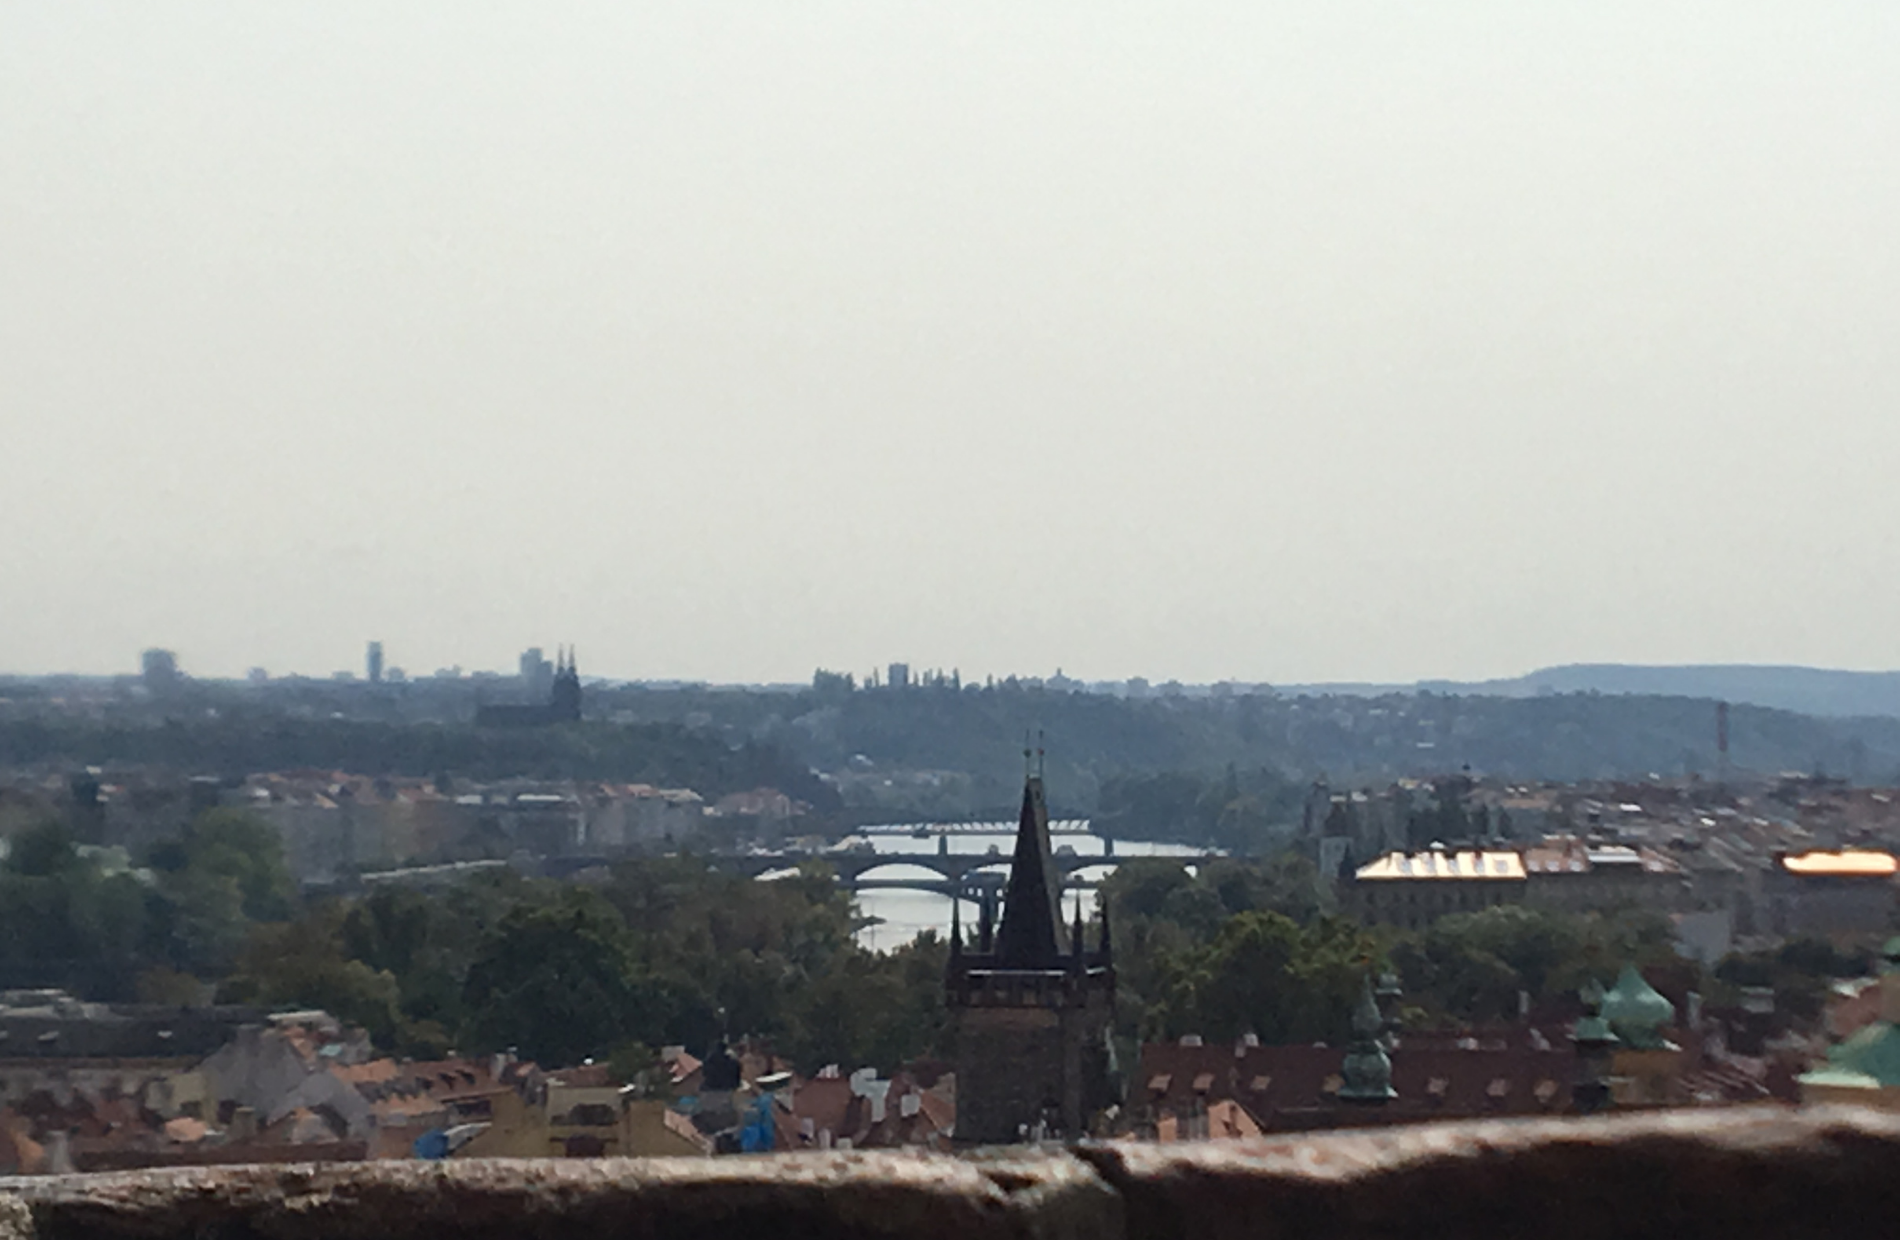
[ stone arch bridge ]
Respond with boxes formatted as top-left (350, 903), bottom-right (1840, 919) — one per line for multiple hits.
top-left (541, 848), bottom-right (1218, 898)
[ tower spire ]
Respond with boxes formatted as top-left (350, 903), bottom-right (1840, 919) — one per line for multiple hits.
top-left (995, 755), bottom-right (1061, 967)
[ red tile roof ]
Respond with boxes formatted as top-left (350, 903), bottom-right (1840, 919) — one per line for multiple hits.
top-left (1136, 1035), bottom-right (1577, 1131)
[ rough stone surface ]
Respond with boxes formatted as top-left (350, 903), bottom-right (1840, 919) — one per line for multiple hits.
top-left (3, 1107), bottom-right (1899, 1240)
top-left (2, 1151), bottom-right (1118, 1240)
top-left (1080, 1105), bottom-right (1900, 1240)
top-left (0, 1195), bottom-right (29, 1240)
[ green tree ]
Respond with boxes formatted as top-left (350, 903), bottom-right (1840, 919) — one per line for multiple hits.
top-left (1100, 858), bottom-right (1201, 921)
top-left (1186, 912), bottom-right (1381, 1043)
top-left (224, 908), bottom-right (406, 1046)
top-left (0, 821), bottom-right (152, 997)
top-left (147, 864), bottom-right (249, 976)
top-left (462, 893), bottom-right (643, 1065)
top-left (175, 809), bottom-right (297, 922)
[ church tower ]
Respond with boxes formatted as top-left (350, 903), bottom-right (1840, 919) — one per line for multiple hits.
top-left (549, 646), bottom-right (583, 722)
top-left (946, 761), bottom-right (1114, 1143)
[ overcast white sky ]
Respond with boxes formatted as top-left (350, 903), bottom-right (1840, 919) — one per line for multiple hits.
top-left (4, 4), bottom-right (1898, 685)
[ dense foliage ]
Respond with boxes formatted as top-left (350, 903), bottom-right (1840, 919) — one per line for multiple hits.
top-left (0, 810), bottom-right (294, 995)
top-left (224, 859), bottom-right (948, 1071)
top-left (0, 809), bottom-right (943, 1071)
top-left (591, 679), bottom-right (1900, 808)
top-left (0, 807), bottom-right (1867, 1078)
top-left (1098, 855), bottom-right (1691, 1048)
top-left (1095, 766), bottom-right (1306, 852)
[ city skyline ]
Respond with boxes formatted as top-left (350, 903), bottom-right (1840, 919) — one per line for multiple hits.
top-left (21, 643), bottom-right (1900, 696)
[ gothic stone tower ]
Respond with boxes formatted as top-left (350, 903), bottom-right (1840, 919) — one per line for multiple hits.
top-left (946, 769), bottom-right (1114, 1143)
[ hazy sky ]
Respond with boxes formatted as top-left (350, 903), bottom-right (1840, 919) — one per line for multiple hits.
top-left (5, 4), bottom-right (1899, 685)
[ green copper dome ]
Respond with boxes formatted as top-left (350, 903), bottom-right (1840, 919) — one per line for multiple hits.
top-left (1825, 1020), bottom-right (1900, 1087)
top-left (1338, 974), bottom-right (1395, 1103)
top-left (1602, 964), bottom-right (1675, 1050)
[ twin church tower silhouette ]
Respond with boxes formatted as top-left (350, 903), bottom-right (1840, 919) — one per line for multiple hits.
top-left (473, 646), bottom-right (583, 727)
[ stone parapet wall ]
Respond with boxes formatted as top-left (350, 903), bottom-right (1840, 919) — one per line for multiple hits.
top-left (3, 1107), bottom-right (1898, 1240)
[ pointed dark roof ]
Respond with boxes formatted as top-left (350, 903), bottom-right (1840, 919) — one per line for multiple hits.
top-left (995, 775), bottom-right (1063, 967)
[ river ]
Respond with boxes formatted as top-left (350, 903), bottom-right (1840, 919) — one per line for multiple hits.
top-left (815, 831), bottom-right (1207, 951)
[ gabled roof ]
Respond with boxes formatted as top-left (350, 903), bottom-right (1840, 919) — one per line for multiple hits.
top-left (1136, 1036), bottom-right (1574, 1129)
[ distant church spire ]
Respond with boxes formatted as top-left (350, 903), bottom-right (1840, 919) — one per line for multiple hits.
top-left (547, 643), bottom-right (583, 722)
top-left (995, 762), bottom-right (1062, 967)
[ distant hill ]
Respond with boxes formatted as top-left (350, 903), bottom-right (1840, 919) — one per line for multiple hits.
top-left (586, 680), bottom-right (1900, 817)
top-left (14, 670), bottom-right (1900, 827)
top-left (1287, 664), bottom-right (1900, 720)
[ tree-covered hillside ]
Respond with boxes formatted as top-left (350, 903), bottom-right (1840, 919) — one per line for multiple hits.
top-left (588, 679), bottom-right (1900, 818)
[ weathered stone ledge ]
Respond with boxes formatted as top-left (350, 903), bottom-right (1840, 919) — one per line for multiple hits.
top-left (4, 1107), bottom-right (1899, 1240)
